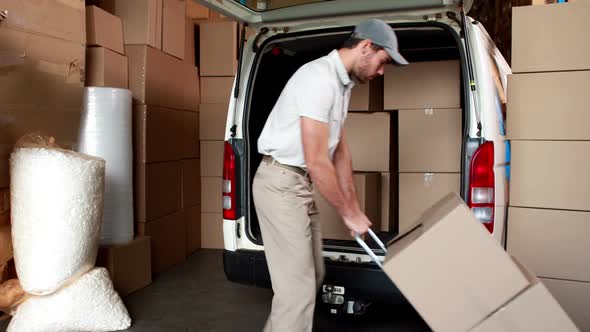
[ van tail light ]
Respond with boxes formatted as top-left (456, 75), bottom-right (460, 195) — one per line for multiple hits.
top-left (222, 141), bottom-right (236, 220)
top-left (468, 141), bottom-right (495, 233)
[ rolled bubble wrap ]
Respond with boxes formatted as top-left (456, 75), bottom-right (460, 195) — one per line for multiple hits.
top-left (7, 267), bottom-right (131, 332)
top-left (10, 141), bottom-right (105, 295)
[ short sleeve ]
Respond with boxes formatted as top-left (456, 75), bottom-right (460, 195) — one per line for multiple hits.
top-left (293, 67), bottom-right (335, 123)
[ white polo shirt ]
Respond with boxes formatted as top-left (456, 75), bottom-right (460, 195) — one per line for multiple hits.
top-left (257, 50), bottom-right (354, 168)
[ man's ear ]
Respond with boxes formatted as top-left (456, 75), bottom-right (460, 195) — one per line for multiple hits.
top-left (358, 39), bottom-right (372, 53)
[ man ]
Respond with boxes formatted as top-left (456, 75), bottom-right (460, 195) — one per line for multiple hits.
top-left (253, 19), bottom-right (408, 332)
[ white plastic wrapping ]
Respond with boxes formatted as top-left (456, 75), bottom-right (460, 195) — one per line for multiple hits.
top-left (7, 268), bottom-right (132, 332)
top-left (10, 138), bottom-right (105, 295)
top-left (79, 87), bottom-right (134, 245)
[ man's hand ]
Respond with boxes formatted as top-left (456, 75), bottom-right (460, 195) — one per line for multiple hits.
top-left (342, 212), bottom-right (372, 237)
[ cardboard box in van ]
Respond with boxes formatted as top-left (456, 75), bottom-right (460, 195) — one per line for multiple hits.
top-left (135, 161), bottom-right (182, 223)
top-left (199, 21), bottom-right (238, 76)
top-left (201, 177), bottom-right (222, 213)
top-left (470, 257), bottom-right (579, 332)
top-left (542, 278), bottom-right (590, 332)
top-left (162, 0), bottom-right (186, 60)
top-left (200, 104), bottom-right (229, 141)
top-left (201, 77), bottom-right (234, 104)
top-left (380, 172), bottom-right (397, 232)
top-left (86, 6), bottom-right (124, 55)
top-left (510, 141), bottom-right (590, 211)
top-left (507, 71), bottom-right (590, 140)
top-left (86, 47), bottom-right (128, 89)
top-left (383, 60), bottom-right (460, 110)
top-left (507, 207), bottom-right (590, 282)
top-left (398, 172), bottom-right (460, 234)
top-left (349, 77), bottom-right (384, 112)
top-left (512, 1), bottom-right (590, 73)
top-left (200, 141), bottom-right (224, 177)
top-left (186, 205), bottom-right (201, 254)
top-left (398, 108), bottom-right (462, 173)
top-left (345, 112), bottom-right (396, 173)
top-left (181, 159), bottom-right (201, 208)
top-left (383, 193), bottom-right (530, 332)
top-left (314, 173), bottom-right (381, 240)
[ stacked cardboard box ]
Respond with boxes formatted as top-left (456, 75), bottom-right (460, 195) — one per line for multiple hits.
top-left (383, 193), bottom-right (579, 332)
top-left (384, 60), bottom-right (462, 234)
top-left (194, 14), bottom-right (238, 250)
top-left (94, 0), bottom-right (201, 273)
top-left (0, 0), bottom-right (87, 277)
top-left (85, 4), bottom-right (154, 295)
top-left (507, 2), bottom-right (590, 330)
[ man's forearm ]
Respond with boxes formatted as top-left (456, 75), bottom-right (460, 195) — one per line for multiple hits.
top-left (308, 157), bottom-right (357, 218)
top-left (333, 142), bottom-right (361, 212)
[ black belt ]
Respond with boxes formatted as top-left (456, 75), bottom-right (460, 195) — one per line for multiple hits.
top-left (262, 155), bottom-right (309, 178)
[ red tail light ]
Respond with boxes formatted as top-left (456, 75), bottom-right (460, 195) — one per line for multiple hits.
top-left (468, 141), bottom-right (495, 233)
top-left (222, 141), bottom-right (236, 220)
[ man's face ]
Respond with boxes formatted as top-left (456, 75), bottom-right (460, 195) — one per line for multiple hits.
top-left (353, 42), bottom-right (392, 84)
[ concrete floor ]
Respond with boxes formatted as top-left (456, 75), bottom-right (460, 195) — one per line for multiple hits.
top-left (1, 250), bottom-right (430, 331)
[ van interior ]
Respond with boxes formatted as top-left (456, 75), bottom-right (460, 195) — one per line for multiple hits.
top-left (244, 24), bottom-right (465, 251)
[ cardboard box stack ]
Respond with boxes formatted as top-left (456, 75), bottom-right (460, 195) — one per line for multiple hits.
top-left (507, 2), bottom-right (590, 330)
top-left (383, 193), bottom-right (579, 332)
top-left (0, 0), bottom-right (87, 282)
top-left (190, 9), bottom-right (239, 250)
top-left (93, 0), bottom-right (201, 274)
top-left (384, 60), bottom-right (462, 234)
top-left (84, 4), bottom-right (154, 295)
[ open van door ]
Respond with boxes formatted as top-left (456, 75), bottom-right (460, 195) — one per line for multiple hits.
top-left (193, 0), bottom-right (473, 27)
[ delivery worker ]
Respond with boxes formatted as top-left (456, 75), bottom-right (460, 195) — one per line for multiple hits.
top-left (253, 19), bottom-right (408, 332)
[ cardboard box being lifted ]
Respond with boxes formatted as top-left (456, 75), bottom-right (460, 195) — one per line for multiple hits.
top-left (315, 173), bottom-right (381, 240)
top-left (470, 257), bottom-right (579, 332)
top-left (542, 278), bottom-right (590, 332)
top-left (383, 193), bottom-right (530, 332)
top-left (384, 60), bottom-right (460, 110)
top-left (507, 71), bottom-right (590, 140)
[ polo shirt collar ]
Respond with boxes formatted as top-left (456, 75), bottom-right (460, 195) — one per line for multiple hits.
top-left (329, 50), bottom-right (352, 87)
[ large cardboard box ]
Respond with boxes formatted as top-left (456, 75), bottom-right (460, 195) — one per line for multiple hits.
top-left (0, 0), bottom-right (85, 42)
top-left (315, 173), bottom-right (381, 240)
top-left (135, 161), bottom-right (182, 223)
top-left (126, 45), bottom-right (199, 111)
top-left (199, 21), bottom-right (238, 76)
top-left (345, 112), bottom-right (395, 172)
top-left (383, 193), bottom-right (530, 332)
top-left (398, 172), bottom-right (461, 233)
top-left (0, 225), bottom-right (12, 265)
top-left (86, 6), bottom-right (124, 55)
top-left (200, 104), bottom-right (229, 141)
top-left (200, 141), bottom-right (224, 177)
top-left (185, 19), bottom-right (196, 66)
top-left (86, 47), bottom-right (128, 89)
top-left (182, 111), bottom-right (199, 159)
top-left (384, 60), bottom-right (460, 110)
top-left (349, 78), bottom-right (384, 112)
top-left (186, 1), bottom-right (209, 19)
top-left (510, 141), bottom-right (590, 211)
top-left (507, 207), bottom-right (590, 282)
top-left (201, 77), bottom-right (234, 104)
top-left (201, 213), bottom-right (224, 249)
top-left (398, 108), bottom-right (462, 172)
top-left (162, 0), bottom-right (186, 60)
top-left (136, 210), bottom-right (186, 274)
top-left (542, 278), bottom-right (590, 332)
top-left (512, 2), bottom-right (590, 73)
top-left (103, 0), bottom-right (163, 49)
top-left (96, 236), bottom-right (152, 297)
top-left (182, 159), bottom-right (201, 208)
top-left (186, 205), bottom-right (201, 254)
top-left (507, 71), bottom-right (590, 140)
top-left (201, 177), bottom-right (222, 213)
top-left (470, 258), bottom-right (579, 332)
top-left (0, 29), bottom-right (85, 107)
top-left (134, 105), bottom-right (188, 163)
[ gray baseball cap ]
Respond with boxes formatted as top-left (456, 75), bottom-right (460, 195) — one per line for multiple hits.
top-left (354, 19), bottom-right (409, 66)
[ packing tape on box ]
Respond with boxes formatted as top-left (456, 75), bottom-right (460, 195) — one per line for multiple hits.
top-left (79, 87), bottom-right (134, 246)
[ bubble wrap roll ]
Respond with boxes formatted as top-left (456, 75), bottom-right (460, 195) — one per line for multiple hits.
top-left (10, 147), bottom-right (105, 295)
top-left (7, 268), bottom-right (131, 332)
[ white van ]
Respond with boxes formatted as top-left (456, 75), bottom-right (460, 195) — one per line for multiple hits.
top-left (197, 0), bottom-right (511, 312)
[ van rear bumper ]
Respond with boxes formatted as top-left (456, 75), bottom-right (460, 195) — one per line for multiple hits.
top-left (223, 249), bottom-right (406, 304)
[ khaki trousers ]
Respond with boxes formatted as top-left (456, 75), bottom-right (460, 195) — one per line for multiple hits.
top-left (252, 160), bottom-right (325, 332)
